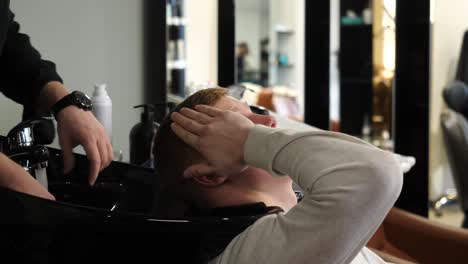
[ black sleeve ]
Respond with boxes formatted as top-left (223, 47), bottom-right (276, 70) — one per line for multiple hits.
top-left (0, 10), bottom-right (63, 109)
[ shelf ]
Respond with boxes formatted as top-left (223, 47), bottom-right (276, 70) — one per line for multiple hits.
top-left (341, 24), bottom-right (372, 29)
top-left (167, 93), bottom-right (184, 104)
top-left (278, 64), bottom-right (295, 68)
top-left (274, 25), bottom-right (294, 35)
top-left (167, 60), bottom-right (187, 70)
top-left (166, 17), bottom-right (188, 26)
top-left (270, 61), bottom-right (295, 67)
top-left (341, 78), bottom-right (372, 84)
top-left (276, 30), bottom-right (294, 35)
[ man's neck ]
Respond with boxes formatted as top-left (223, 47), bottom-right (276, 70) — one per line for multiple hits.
top-left (203, 187), bottom-right (295, 212)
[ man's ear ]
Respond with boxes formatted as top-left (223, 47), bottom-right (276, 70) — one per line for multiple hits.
top-left (192, 174), bottom-right (228, 188)
top-left (183, 163), bottom-right (228, 187)
top-left (248, 114), bottom-right (276, 128)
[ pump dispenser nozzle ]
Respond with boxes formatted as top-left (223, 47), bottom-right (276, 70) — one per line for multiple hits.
top-left (134, 104), bottom-right (156, 122)
top-left (130, 104), bottom-right (165, 166)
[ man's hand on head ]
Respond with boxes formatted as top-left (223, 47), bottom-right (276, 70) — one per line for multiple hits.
top-left (170, 105), bottom-right (254, 178)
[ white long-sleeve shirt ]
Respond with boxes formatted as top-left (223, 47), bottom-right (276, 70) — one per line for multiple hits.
top-left (210, 125), bottom-right (403, 264)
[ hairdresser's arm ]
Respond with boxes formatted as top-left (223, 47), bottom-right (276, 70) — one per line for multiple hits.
top-left (0, 9), bottom-right (112, 185)
top-left (0, 153), bottom-right (55, 200)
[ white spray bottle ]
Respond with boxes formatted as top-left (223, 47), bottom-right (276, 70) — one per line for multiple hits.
top-left (91, 83), bottom-right (112, 143)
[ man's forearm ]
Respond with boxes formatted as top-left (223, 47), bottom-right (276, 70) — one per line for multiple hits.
top-left (39, 81), bottom-right (70, 110)
top-left (232, 126), bottom-right (403, 264)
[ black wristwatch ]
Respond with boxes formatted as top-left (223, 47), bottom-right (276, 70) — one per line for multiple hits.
top-left (52, 91), bottom-right (93, 119)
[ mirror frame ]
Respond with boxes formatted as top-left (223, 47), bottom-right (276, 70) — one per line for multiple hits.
top-left (393, 0), bottom-right (430, 217)
top-left (143, 0), bottom-right (167, 122)
top-left (304, 1), bottom-right (330, 130)
top-left (217, 0), bottom-right (236, 87)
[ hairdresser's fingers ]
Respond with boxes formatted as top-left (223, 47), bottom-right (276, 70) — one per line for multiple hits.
top-left (97, 137), bottom-right (108, 171)
top-left (171, 112), bottom-right (204, 134)
top-left (183, 163), bottom-right (217, 179)
top-left (81, 139), bottom-right (101, 186)
top-left (195, 105), bottom-right (224, 117)
top-left (179, 107), bottom-right (212, 124)
top-left (171, 122), bottom-right (200, 148)
top-left (106, 141), bottom-right (114, 166)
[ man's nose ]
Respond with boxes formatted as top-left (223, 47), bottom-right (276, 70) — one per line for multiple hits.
top-left (248, 114), bottom-right (277, 128)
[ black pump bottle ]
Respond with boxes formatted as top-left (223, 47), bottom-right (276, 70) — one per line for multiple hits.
top-left (129, 104), bottom-right (159, 166)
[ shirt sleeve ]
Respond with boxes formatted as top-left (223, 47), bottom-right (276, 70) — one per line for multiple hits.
top-left (210, 125), bottom-right (403, 264)
top-left (0, 10), bottom-right (62, 108)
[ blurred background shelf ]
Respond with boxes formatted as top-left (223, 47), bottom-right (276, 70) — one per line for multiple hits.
top-left (167, 92), bottom-right (184, 104)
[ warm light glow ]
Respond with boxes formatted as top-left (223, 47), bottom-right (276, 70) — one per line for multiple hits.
top-left (382, 0), bottom-right (396, 71)
top-left (382, 69), bottom-right (394, 79)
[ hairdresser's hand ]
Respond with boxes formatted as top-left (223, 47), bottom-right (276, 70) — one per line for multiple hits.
top-left (171, 105), bottom-right (254, 178)
top-left (57, 107), bottom-right (113, 185)
top-left (0, 153), bottom-right (55, 200)
top-left (41, 82), bottom-right (113, 186)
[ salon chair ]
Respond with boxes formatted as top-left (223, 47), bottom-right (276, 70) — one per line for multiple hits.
top-left (437, 81), bottom-right (468, 228)
top-left (440, 110), bottom-right (468, 228)
top-left (367, 207), bottom-right (468, 263)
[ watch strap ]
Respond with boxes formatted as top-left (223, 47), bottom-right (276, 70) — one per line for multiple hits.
top-left (51, 91), bottom-right (92, 119)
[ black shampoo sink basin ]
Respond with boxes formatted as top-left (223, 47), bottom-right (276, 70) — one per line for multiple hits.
top-left (0, 147), bottom-right (260, 263)
top-left (48, 181), bottom-right (125, 210)
top-left (45, 147), bottom-right (155, 214)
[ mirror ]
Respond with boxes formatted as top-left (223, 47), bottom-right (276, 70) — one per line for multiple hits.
top-left (235, 0), bottom-right (269, 86)
top-left (330, 0), bottom-right (395, 152)
top-left (428, 0), bottom-right (468, 229)
top-left (235, 0), bottom-right (305, 122)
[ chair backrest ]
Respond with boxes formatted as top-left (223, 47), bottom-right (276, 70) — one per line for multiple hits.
top-left (440, 110), bottom-right (468, 211)
top-left (456, 31), bottom-right (468, 84)
top-left (443, 81), bottom-right (468, 119)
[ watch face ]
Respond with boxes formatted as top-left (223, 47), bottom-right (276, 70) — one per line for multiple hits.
top-left (73, 91), bottom-right (93, 110)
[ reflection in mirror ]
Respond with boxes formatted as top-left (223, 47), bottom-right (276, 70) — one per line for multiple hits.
top-left (235, 0), bottom-right (305, 122)
top-left (167, 0), bottom-right (221, 105)
top-left (166, 0), bottom-right (187, 98)
top-left (330, 0), bottom-right (395, 152)
top-left (372, 0), bottom-right (395, 149)
top-left (235, 0), bottom-right (269, 85)
top-left (428, 0), bottom-right (468, 229)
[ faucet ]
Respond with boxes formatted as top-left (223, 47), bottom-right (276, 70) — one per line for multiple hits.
top-left (5, 118), bottom-right (55, 189)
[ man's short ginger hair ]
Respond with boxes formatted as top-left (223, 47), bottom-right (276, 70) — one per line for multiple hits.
top-left (153, 88), bottom-right (228, 201)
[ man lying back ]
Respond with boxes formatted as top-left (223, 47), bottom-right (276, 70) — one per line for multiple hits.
top-left (153, 88), bottom-right (403, 264)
